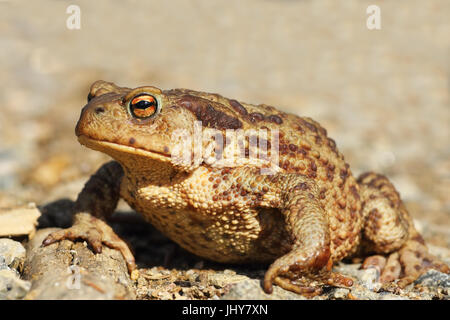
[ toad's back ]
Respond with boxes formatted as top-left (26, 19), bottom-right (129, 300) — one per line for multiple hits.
top-left (156, 88), bottom-right (363, 261)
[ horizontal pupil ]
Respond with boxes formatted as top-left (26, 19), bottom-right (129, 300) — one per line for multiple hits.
top-left (134, 100), bottom-right (155, 109)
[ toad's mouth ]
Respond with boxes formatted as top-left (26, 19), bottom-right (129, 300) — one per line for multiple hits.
top-left (77, 135), bottom-right (172, 161)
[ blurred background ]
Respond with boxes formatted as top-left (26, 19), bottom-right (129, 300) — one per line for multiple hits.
top-left (0, 0), bottom-right (449, 247)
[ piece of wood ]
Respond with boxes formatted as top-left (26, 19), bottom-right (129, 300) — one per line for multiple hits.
top-left (0, 203), bottom-right (41, 237)
top-left (22, 228), bottom-right (136, 300)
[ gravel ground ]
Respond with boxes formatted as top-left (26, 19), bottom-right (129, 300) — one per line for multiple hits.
top-left (0, 0), bottom-right (448, 299)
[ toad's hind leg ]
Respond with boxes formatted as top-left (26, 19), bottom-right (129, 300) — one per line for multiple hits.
top-left (357, 172), bottom-right (449, 287)
top-left (263, 174), bottom-right (354, 295)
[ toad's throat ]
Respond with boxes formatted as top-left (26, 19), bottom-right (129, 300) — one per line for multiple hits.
top-left (77, 135), bottom-right (171, 161)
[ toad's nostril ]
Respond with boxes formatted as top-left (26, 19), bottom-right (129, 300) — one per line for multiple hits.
top-left (87, 92), bottom-right (94, 102)
top-left (95, 107), bottom-right (105, 114)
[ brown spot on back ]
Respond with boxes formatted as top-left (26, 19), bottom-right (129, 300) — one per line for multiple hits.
top-left (178, 95), bottom-right (242, 130)
top-left (314, 135), bottom-right (322, 145)
top-left (300, 118), bottom-right (318, 133)
top-left (228, 99), bottom-right (248, 115)
top-left (288, 144), bottom-right (298, 152)
top-left (328, 138), bottom-right (337, 150)
top-left (319, 188), bottom-right (327, 199)
top-left (249, 112), bottom-right (265, 123)
top-left (340, 168), bottom-right (349, 185)
top-left (296, 125), bottom-right (305, 134)
top-left (294, 182), bottom-right (309, 191)
top-left (308, 171), bottom-right (317, 178)
top-left (350, 185), bottom-right (360, 200)
top-left (338, 199), bottom-right (346, 209)
top-left (267, 114), bottom-right (283, 124)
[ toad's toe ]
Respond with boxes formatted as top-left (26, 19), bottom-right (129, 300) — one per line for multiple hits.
top-left (362, 242), bottom-right (449, 288)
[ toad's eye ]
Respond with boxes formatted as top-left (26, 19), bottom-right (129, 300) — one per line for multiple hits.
top-left (128, 94), bottom-right (159, 119)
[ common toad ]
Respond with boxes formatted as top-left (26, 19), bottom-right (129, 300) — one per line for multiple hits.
top-left (43, 81), bottom-right (449, 295)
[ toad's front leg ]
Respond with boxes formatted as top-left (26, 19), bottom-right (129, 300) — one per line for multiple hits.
top-left (263, 174), bottom-right (353, 295)
top-left (42, 161), bottom-right (136, 273)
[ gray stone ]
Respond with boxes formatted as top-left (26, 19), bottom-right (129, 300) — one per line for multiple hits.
top-left (0, 238), bottom-right (26, 271)
top-left (329, 288), bottom-right (350, 299)
top-left (415, 270), bottom-right (450, 288)
top-left (0, 269), bottom-right (31, 300)
top-left (358, 267), bottom-right (382, 291)
top-left (220, 279), bottom-right (306, 300)
top-left (205, 271), bottom-right (249, 288)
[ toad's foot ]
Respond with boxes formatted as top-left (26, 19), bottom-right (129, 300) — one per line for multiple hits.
top-left (42, 212), bottom-right (136, 273)
top-left (264, 249), bottom-right (354, 296)
top-left (362, 236), bottom-right (449, 288)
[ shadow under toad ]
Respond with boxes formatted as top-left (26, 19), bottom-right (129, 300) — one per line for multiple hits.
top-left (37, 199), bottom-right (267, 278)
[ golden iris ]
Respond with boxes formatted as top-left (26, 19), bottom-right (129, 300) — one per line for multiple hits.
top-left (128, 94), bottom-right (158, 119)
